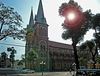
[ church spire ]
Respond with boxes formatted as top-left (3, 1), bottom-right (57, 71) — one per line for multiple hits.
top-left (28, 7), bottom-right (34, 28)
top-left (35, 0), bottom-right (47, 25)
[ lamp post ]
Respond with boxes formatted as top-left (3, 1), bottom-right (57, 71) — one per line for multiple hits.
top-left (40, 61), bottom-right (45, 75)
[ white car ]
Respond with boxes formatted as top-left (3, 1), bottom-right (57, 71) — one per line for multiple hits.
top-left (22, 69), bottom-right (35, 73)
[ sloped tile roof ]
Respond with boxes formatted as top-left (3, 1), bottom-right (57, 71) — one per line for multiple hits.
top-left (48, 40), bottom-right (73, 50)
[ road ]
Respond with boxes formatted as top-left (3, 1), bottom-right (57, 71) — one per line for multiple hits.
top-left (0, 72), bottom-right (76, 76)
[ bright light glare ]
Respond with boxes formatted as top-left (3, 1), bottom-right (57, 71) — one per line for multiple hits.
top-left (67, 13), bottom-right (75, 20)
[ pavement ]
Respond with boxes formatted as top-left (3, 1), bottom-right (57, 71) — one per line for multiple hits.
top-left (0, 72), bottom-right (76, 76)
top-left (0, 68), bottom-right (22, 75)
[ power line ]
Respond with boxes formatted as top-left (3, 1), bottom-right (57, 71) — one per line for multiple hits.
top-left (0, 43), bottom-right (44, 49)
top-left (0, 43), bottom-right (25, 47)
top-left (1, 41), bottom-right (25, 45)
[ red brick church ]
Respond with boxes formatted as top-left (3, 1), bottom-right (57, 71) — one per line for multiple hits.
top-left (25, 0), bottom-right (81, 71)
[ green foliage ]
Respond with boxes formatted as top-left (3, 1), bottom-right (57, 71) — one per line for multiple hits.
top-left (92, 13), bottom-right (100, 49)
top-left (92, 13), bottom-right (100, 29)
top-left (7, 47), bottom-right (16, 68)
top-left (26, 28), bottom-right (34, 35)
top-left (26, 49), bottom-right (38, 62)
top-left (80, 40), bottom-right (97, 69)
top-left (60, 1), bottom-right (92, 69)
top-left (26, 28), bottom-right (34, 43)
top-left (59, 1), bottom-right (83, 16)
top-left (62, 10), bottom-right (92, 45)
top-left (17, 60), bottom-right (23, 66)
top-left (94, 33), bottom-right (100, 48)
top-left (80, 40), bottom-right (95, 51)
top-left (0, 2), bottom-right (26, 40)
top-left (59, 1), bottom-right (92, 45)
top-left (26, 49), bottom-right (38, 70)
top-left (21, 54), bottom-right (25, 62)
top-left (79, 42), bottom-right (87, 51)
top-left (15, 59), bottom-right (20, 62)
top-left (86, 40), bottom-right (95, 50)
top-left (79, 57), bottom-right (87, 66)
top-left (95, 58), bottom-right (100, 63)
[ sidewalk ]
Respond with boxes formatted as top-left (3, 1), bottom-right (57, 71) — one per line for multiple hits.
top-left (6, 72), bottom-right (76, 76)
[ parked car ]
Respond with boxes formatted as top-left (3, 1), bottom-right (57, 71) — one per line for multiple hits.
top-left (22, 69), bottom-right (35, 73)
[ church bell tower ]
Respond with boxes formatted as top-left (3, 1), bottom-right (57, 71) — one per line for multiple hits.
top-left (26, 0), bottom-right (49, 71)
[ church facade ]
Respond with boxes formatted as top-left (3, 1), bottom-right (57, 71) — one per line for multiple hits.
top-left (25, 0), bottom-right (75, 71)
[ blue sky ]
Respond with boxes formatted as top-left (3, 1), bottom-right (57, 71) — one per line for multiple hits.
top-left (0, 0), bottom-right (100, 60)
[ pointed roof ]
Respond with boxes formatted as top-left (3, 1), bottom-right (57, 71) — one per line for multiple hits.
top-left (35, 0), bottom-right (48, 25)
top-left (70, 0), bottom-right (74, 1)
top-left (28, 7), bottom-right (34, 28)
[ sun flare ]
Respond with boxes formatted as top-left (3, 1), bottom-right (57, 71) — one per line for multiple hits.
top-left (67, 13), bottom-right (75, 20)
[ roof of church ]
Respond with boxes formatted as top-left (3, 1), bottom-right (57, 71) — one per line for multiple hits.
top-left (27, 7), bottom-right (34, 28)
top-left (35, 0), bottom-right (48, 25)
top-left (48, 41), bottom-right (73, 50)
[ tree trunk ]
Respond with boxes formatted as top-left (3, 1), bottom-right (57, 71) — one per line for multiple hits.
top-left (72, 44), bottom-right (80, 70)
top-left (90, 50), bottom-right (96, 69)
top-left (94, 28), bottom-right (98, 57)
top-left (93, 55), bottom-right (95, 69)
top-left (89, 46), bottom-right (98, 69)
top-left (0, 22), bottom-right (4, 35)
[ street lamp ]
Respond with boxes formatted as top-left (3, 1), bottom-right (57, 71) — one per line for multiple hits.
top-left (40, 61), bottom-right (45, 75)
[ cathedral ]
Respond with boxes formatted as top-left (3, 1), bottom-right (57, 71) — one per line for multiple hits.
top-left (25, 0), bottom-right (75, 71)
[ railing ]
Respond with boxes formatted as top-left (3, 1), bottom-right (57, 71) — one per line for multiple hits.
top-left (77, 69), bottom-right (100, 76)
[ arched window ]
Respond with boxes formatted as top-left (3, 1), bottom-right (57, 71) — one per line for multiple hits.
top-left (44, 53), bottom-right (46, 57)
top-left (40, 41), bottom-right (46, 51)
top-left (43, 28), bottom-right (45, 36)
top-left (45, 29), bottom-right (47, 36)
top-left (34, 28), bottom-right (37, 36)
top-left (40, 27), bottom-right (42, 36)
top-left (40, 52), bottom-right (43, 57)
top-left (40, 45), bottom-right (42, 50)
top-left (43, 45), bottom-right (45, 51)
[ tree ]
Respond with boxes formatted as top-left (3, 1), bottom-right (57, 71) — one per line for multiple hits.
top-left (95, 58), bottom-right (100, 64)
top-left (92, 13), bottom-right (100, 34)
top-left (59, 0), bottom-right (92, 69)
top-left (25, 28), bottom-right (34, 44)
top-left (26, 49), bottom-right (38, 69)
top-left (92, 13), bottom-right (100, 51)
top-left (7, 47), bottom-right (16, 68)
top-left (17, 60), bottom-right (23, 67)
top-left (0, 2), bottom-right (26, 40)
top-left (78, 57), bottom-right (87, 67)
top-left (80, 40), bottom-right (97, 69)
top-left (21, 54), bottom-right (25, 62)
top-left (15, 59), bottom-right (20, 62)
